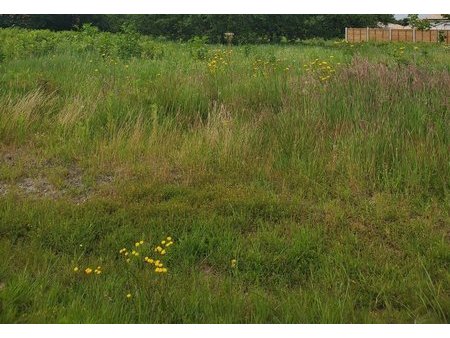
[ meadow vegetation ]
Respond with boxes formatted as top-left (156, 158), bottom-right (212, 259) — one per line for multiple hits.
top-left (0, 27), bottom-right (449, 323)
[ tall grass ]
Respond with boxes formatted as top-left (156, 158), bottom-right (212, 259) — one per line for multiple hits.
top-left (0, 28), bottom-right (449, 323)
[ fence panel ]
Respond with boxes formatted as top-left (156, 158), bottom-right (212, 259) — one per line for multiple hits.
top-left (346, 28), bottom-right (449, 44)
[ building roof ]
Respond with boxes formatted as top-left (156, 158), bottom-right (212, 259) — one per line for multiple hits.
top-left (422, 14), bottom-right (448, 21)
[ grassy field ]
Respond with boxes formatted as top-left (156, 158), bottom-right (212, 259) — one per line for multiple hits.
top-left (0, 27), bottom-right (449, 323)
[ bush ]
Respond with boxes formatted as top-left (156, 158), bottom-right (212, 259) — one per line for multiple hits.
top-left (188, 36), bottom-right (209, 60)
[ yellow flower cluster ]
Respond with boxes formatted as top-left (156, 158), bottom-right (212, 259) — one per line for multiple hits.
top-left (119, 236), bottom-right (174, 274)
top-left (119, 247), bottom-right (132, 262)
top-left (397, 46), bottom-right (406, 55)
top-left (74, 266), bottom-right (102, 275)
top-left (333, 39), bottom-right (347, 45)
top-left (251, 58), bottom-right (284, 77)
top-left (303, 57), bottom-right (338, 83)
top-left (73, 235), bottom-right (175, 300)
top-left (207, 49), bottom-right (232, 74)
top-left (333, 39), bottom-right (356, 49)
top-left (145, 257), bottom-right (168, 273)
top-left (231, 259), bottom-right (237, 268)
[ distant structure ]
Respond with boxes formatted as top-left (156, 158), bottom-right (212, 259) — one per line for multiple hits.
top-left (423, 14), bottom-right (450, 30)
top-left (345, 14), bottom-right (450, 43)
top-left (224, 32), bottom-right (234, 46)
top-left (378, 14), bottom-right (450, 30)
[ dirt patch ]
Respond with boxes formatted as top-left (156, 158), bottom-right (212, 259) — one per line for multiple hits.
top-left (0, 182), bottom-right (8, 196)
top-left (97, 173), bottom-right (115, 185)
top-left (65, 165), bottom-right (85, 189)
top-left (199, 261), bottom-right (219, 277)
top-left (0, 148), bottom-right (119, 203)
top-left (3, 153), bottom-right (15, 166)
top-left (17, 177), bottom-right (62, 199)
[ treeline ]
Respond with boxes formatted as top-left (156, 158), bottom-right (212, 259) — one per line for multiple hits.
top-left (0, 14), bottom-right (396, 43)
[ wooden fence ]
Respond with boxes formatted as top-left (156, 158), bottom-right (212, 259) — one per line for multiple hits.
top-left (345, 27), bottom-right (450, 44)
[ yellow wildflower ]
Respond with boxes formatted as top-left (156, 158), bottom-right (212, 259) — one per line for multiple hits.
top-left (73, 267), bottom-right (79, 272)
top-left (85, 268), bottom-right (93, 274)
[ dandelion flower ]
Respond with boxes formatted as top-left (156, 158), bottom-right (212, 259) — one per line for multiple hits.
top-left (139, 240), bottom-right (144, 245)
top-left (135, 242), bottom-right (140, 247)
top-left (161, 250), bottom-right (166, 255)
top-left (85, 268), bottom-right (93, 274)
top-left (231, 259), bottom-right (237, 268)
top-left (73, 267), bottom-right (79, 272)
top-left (161, 240), bottom-right (166, 245)
top-left (126, 293), bottom-right (132, 298)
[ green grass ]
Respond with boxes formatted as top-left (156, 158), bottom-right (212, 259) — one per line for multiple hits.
top-left (0, 28), bottom-right (449, 323)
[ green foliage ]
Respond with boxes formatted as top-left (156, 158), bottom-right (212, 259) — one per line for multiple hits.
top-left (408, 14), bottom-right (431, 30)
top-left (0, 27), bottom-right (166, 61)
top-left (188, 36), bottom-right (209, 60)
top-left (116, 23), bottom-right (142, 59)
top-left (1, 14), bottom-right (397, 43)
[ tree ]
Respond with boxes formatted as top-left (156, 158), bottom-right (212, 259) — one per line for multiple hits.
top-left (407, 14), bottom-right (431, 30)
top-left (0, 14), bottom-right (397, 43)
